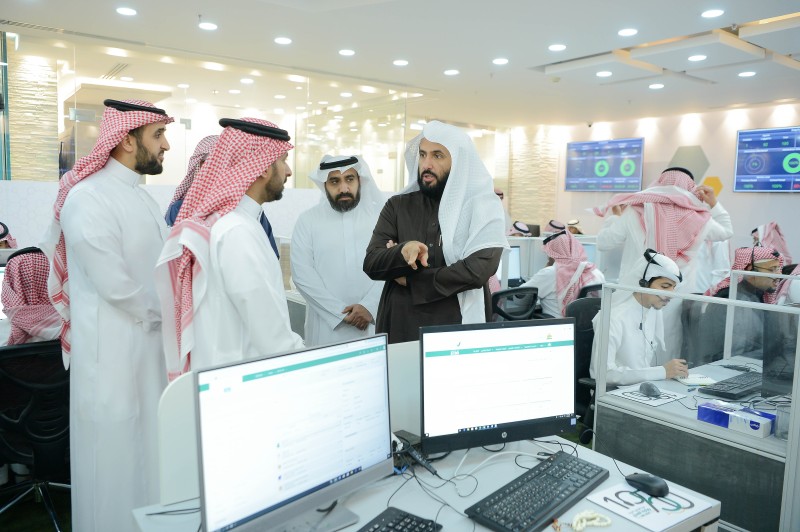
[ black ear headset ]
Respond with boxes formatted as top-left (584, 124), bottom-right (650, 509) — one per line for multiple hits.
top-left (639, 249), bottom-right (660, 287)
top-left (543, 230), bottom-right (566, 245)
top-left (750, 245), bottom-right (780, 271)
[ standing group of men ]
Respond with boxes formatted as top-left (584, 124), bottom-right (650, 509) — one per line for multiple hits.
top-left (34, 98), bottom-right (505, 529)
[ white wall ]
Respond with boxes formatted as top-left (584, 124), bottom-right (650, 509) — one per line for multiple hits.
top-left (551, 103), bottom-right (800, 262)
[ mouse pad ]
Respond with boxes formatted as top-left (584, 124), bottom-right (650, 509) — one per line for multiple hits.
top-left (587, 482), bottom-right (713, 531)
top-left (606, 385), bottom-right (685, 406)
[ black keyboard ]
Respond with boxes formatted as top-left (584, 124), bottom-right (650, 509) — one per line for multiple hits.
top-left (357, 506), bottom-right (442, 532)
top-left (465, 451), bottom-right (609, 532)
top-left (702, 371), bottom-right (762, 400)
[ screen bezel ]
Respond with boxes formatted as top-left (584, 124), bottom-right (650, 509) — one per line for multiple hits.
top-left (733, 125), bottom-right (800, 193)
top-left (419, 319), bottom-right (576, 455)
top-left (564, 137), bottom-right (644, 192)
top-left (195, 334), bottom-right (393, 532)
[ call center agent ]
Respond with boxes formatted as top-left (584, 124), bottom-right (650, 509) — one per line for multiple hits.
top-left (590, 249), bottom-right (689, 387)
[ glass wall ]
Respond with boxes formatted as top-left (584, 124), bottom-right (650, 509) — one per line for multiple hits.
top-left (0, 30), bottom-right (508, 191)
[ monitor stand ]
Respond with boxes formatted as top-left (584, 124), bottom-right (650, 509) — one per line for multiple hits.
top-left (276, 505), bottom-right (359, 532)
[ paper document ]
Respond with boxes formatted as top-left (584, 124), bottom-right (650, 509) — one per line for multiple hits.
top-left (674, 374), bottom-right (716, 386)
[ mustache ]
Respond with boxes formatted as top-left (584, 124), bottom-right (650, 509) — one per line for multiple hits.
top-left (421, 170), bottom-right (438, 180)
top-left (336, 193), bottom-right (355, 201)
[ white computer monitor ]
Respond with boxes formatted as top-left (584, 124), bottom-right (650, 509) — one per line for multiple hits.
top-left (420, 319), bottom-right (577, 454)
top-left (496, 245), bottom-right (522, 283)
top-left (195, 335), bottom-right (393, 532)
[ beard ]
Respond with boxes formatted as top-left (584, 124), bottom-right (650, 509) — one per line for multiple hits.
top-left (417, 169), bottom-right (449, 200)
top-left (134, 144), bottom-right (164, 175)
top-left (326, 188), bottom-right (361, 212)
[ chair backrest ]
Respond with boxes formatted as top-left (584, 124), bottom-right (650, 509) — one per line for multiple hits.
top-left (491, 286), bottom-right (538, 321)
top-left (564, 298), bottom-right (602, 416)
top-left (0, 339), bottom-right (69, 482)
top-left (783, 263), bottom-right (798, 276)
top-left (578, 283), bottom-right (603, 299)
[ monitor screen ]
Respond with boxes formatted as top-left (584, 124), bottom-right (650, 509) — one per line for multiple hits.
top-left (734, 126), bottom-right (800, 192)
top-left (420, 319), bottom-right (576, 454)
top-left (496, 246), bottom-right (521, 282)
top-left (565, 138), bottom-right (644, 192)
top-left (195, 335), bottom-right (392, 532)
top-left (581, 243), bottom-right (597, 264)
top-left (762, 310), bottom-right (798, 398)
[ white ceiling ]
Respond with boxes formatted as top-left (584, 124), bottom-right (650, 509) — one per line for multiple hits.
top-left (2, 0), bottom-right (800, 128)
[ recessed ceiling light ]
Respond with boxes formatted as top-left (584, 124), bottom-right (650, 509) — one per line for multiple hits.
top-left (548, 44), bottom-right (566, 52)
top-left (274, 37), bottom-right (292, 45)
top-left (350, 128), bottom-right (358, 132)
top-left (240, 78), bottom-right (254, 84)
top-left (738, 71), bottom-right (756, 77)
top-left (288, 74), bottom-right (306, 83)
top-left (116, 7), bottom-right (137, 16)
top-left (340, 92), bottom-right (353, 98)
top-left (378, 123), bottom-right (388, 127)
top-left (198, 21), bottom-right (218, 31)
top-left (618, 28), bottom-right (638, 37)
top-left (228, 89), bottom-right (240, 94)
top-left (202, 62), bottom-right (224, 71)
top-left (318, 100), bottom-right (329, 105)
top-left (444, 69), bottom-right (460, 76)
top-left (596, 71), bottom-right (612, 78)
top-left (120, 76), bottom-right (134, 81)
top-left (701, 9), bottom-right (724, 18)
top-left (649, 83), bottom-right (665, 90)
top-left (295, 86), bottom-right (303, 90)
top-left (492, 58), bottom-right (509, 65)
top-left (106, 47), bottom-right (128, 57)
top-left (393, 59), bottom-right (409, 66)
top-left (339, 49), bottom-right (355, 56)
top-left (688, 54), bottom-right (707, 62)
top-left (274, 94), bottom-right (286, 99)
top-left (177, 83), bottom-right (190, 89)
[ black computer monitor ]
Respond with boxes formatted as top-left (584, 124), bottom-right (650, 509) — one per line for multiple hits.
top-left (195, 335), bottom-right (392, 532)
top-left (419, 319), bottom-right (577, 454)
top-left (762, 310), bottom-right (798, 398)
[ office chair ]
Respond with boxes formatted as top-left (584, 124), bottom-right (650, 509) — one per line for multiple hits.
top-left (491, 286), bottom-right (549, 321)
top-left (782, 263), bottom-right (797, 276)
top-left (564, 297), bottom-right (602, 432)
top-left (577, 283), bottom-right (603, 299)
top-left (0, 340), bottom-right (70, 531)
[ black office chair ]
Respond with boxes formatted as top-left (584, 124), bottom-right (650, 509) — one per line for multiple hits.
top-left (577, 283), bottom-right (603, 299)
top-left (782, 263), bottom-right (797, 275)
top-left (0, 340), bottom-right (70, 531)
top-left (491, 286), bottom-right (539, 321)
top-left (564, 298), bottom-right (602, 432)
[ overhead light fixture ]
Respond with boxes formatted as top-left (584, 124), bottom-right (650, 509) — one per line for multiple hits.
top-left (738, 71), bottom-right (756, 77)
top-left (350, 128), bottom-right (358, 132)
top-left (120, 76), bottom-right (134, 82)
top-left (116, 7), bottom-right (137, 16)
top-left (202, 62), bottom-right (225, 71)
top-left (177, 83), bottom-right (190, 89)
top-left (548, 44), bottom-right (566, 52)
top-left (618, 28), bottom-right (638, 37)
top-left (228, 89), bottom-right (241, 94)
top-left (688, 54), bottom-right (707, 62)
top-left (701, 9), bottom-right (724, 18)
top-left (274, 37), bottom-right (292, 45)
top-left (444, 69), bottom-right (460, 76)
top-left (318, 100), bottom-right (329, 105)
top-left (493, 58), bottom-right (509, 65)
top-left (274, 94), bottom-right (286, 99)
top-left (287, 74), bottom-right (306, 83)
top-left (393, 59), bottom-right (409, 66)
top-left (240, 78), bottom-right (254, 84)
top-left (198, 15), bottom-right (217, 31)
top-left (339, 49), bottom-right (355, 56)
top-left (596, 71), bottom-right (612, 78)
top-left (106, 47), bottom-right (128, 57)
top-left (340, 92), bottom-right (353, 98)
top-left (649, 83), bottom-right (665, 90)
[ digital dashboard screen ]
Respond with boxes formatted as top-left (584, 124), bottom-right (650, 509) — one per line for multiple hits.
top-left (734, 126), bottom-right (800, 192)
top-left (565, 138), bottom-right (643, 192)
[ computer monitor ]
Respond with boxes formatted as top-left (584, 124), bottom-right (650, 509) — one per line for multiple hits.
top-left (762, 310), bottom-right (798, 397)
top-left (565, 137), bottom-right (644, 192)
top-left (419, 319), bottom-right (577, 454)
top-left (734, 126), bottom-right (800, 192)
top-left (581, 242), bottom-right (597, 264)
top-left (496, 246), bottom-right (522, 285)
top-left (195, 335), bottom-right (393, 532)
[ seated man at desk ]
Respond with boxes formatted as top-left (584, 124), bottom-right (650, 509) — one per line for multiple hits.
top-left (703, 246), bottom-right (783, 360)
top-left (590, 249), bottom-right (689, 386)
top-left (520, 230), bottom-right (604, 317)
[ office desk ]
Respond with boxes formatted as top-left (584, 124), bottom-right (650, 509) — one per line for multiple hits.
top-left (595, 358), bottom-right (786, 531)
top-left (134, 436), bottom-right (720, 531)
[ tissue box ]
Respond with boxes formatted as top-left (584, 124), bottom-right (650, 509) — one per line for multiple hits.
top-left (697, 400), bottom-right (776, 438)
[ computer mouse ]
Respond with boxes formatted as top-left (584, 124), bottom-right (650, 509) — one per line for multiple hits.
top-left (639, 381), bottom-right (662, 398)
top-left (625, 472), bottom-right (669, 497)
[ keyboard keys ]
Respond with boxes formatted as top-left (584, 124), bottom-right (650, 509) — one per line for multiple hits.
top-left (357, 506), bottom-right (442, 532)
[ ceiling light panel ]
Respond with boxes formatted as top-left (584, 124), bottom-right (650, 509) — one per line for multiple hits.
top-left (630, 30), bottom-right (764, 71)
top-left (687, 54), bottom-right (800, 84)
top-left (544, 50), bottom-right (661, 83)
top-left (738, 15), bottom-right (800, 56)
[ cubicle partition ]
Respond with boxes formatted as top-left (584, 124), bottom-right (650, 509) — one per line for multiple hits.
top-left (592, 276), bottom-right (800, 531)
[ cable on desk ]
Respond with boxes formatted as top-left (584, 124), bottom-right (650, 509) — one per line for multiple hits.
top-left (576, 429), bottom-right (627, 477)
top-left (532, 437), bottom-right (579, 458)
top-left (385, 472), bottom-right (414, 508)
top-left (410, 467), bottom-right (475, 532)
top-left (482, 443), bottom-right (506, 452)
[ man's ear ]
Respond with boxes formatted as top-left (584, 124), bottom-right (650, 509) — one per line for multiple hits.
top-left (120, 133), bottom-right (137, 154)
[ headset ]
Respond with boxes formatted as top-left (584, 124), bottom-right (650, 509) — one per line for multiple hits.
top-left (638, 248), bottom-right (683, 287)
top-left (543, 230), bottom-right (566, 245)
top-left (750, 244), bottom-right (780, 271)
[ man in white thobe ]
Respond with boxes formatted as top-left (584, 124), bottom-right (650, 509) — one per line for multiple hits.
top-left (41, 99), bottom-right (172, 531)
top-left (156, 118), bottom-right (303, 377)
top-left (291, 155), bottom-right (384, 346)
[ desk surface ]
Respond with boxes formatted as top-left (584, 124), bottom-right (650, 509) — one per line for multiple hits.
top-left (134, 436), bottom-right (719, 532)
top-left (596, 357), bottom-right (787, 460)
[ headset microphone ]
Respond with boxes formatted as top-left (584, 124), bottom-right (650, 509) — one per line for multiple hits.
top-left (639, 249), bottom-right (659, 288)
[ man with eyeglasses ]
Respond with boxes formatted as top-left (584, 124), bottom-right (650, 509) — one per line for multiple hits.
top-left (703, 246), bottom-right (784, 360)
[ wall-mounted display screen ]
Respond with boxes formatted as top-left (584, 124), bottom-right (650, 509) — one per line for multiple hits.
top-left (565, 138), bottom-right (644, 192)
top-left (734, 126), bottom-right (800, 192)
